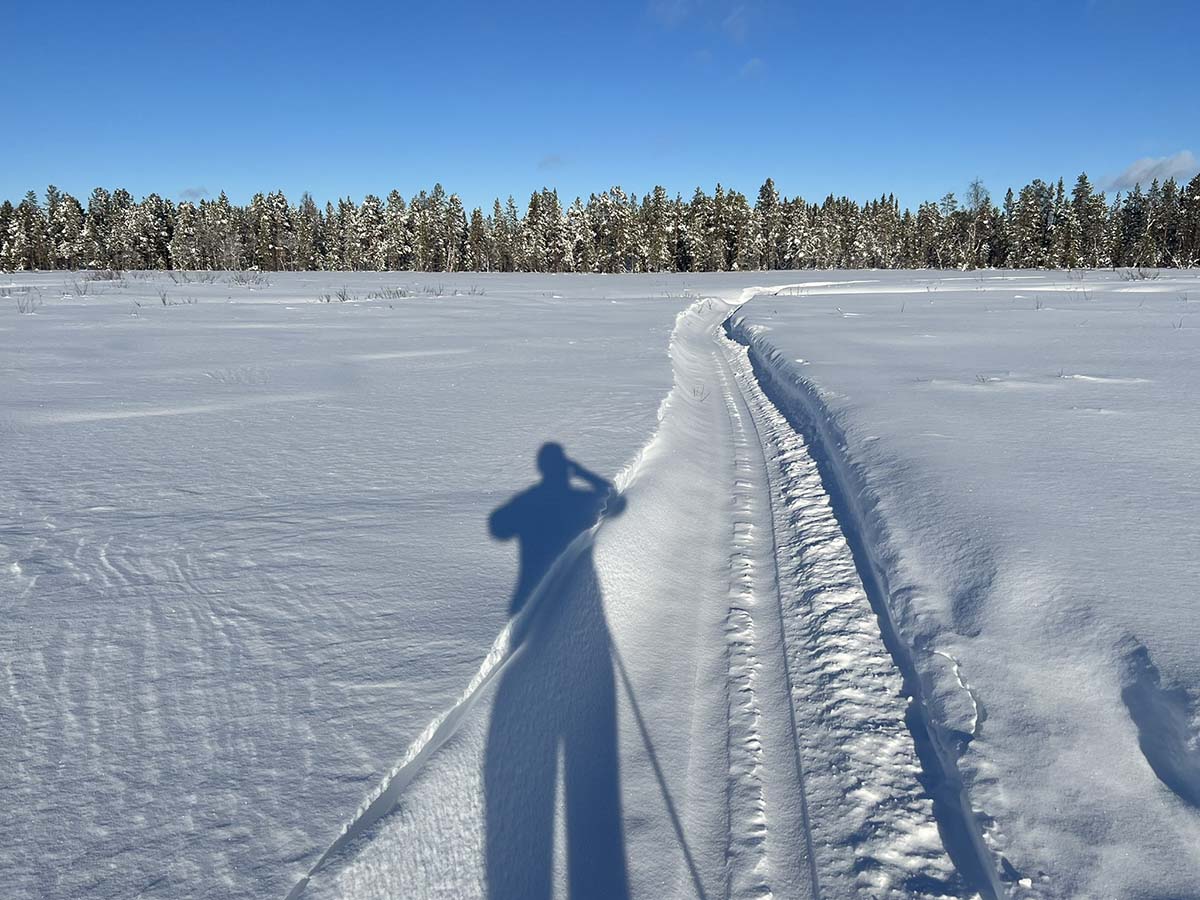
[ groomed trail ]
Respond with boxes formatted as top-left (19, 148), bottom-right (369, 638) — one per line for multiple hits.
top-left (290, 291), bottom-right (999, 900)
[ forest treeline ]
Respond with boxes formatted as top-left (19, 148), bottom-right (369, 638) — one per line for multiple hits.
top-left (2, 173), bottom-right (1199, 273)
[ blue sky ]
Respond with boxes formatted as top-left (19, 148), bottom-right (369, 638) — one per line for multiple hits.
top-left (4, 0), bottom-right (1198, 211)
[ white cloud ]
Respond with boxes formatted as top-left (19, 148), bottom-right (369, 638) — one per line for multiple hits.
top-left (738, 57), bottom-right (764, 79)
top-left (179, 186), bottom-right (209, 200)
top-left (650, 0), bottom-right (757, 39)
top-left (1104, 151), bottom-right (1198, 192)
top-left (722, 4), bottom-right (749, 42)
top-left (648, 0), bottom-right (693, 26)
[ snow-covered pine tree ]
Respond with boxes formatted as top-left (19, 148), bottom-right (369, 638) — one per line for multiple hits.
top-left (7, 191), bottom-right (50, 270)
top-left (1133, 180), bottom-right (1163, 267)
top-left (444, 194), bottom-right (469, 272)
top-left (565, 197), bottom-right (594, 273)
top-left (50, 191), bottom-right (85, 269)
top-left (295, 193), bottom-right (323, 271)
top-left (320, 201), bottom-right (342, 269)
top-left (520, 191), bottom-right (547, 273)
top-left (503, 196), bottom-right (522, 271)
top-left (169, 201), bottom-right (202, 270)
top-left (548, 191), bottom-right (575, 273)
top-left (962, 179), bottom-right (991, 269)
top-left (356, 194), bottom-right (387, 271)
top-left (268, 191), bottom-right (295, 270)
top-left (1104, 193), bottom-right (1125, 267)
top-left (1009, 180), bottom-right (1052, 268)
top-left (1119, 184), bottom-right (1149, 267)
top-left (753, 178), bottom-right (783, 270)
top-left (782, 198), bottom-right (814, 269)
top-left (641, 185), bottom-right (673, 273)
top-left (467, 206), bottom-right (490, 272)
top-left (249, 192), bottom-right (273, 269)
top-left (1071, 174), bottom-right (1107, 267)
top-left (914, 200), bottom-right (943, 268)
top-left (1155, 178), bottom-right (1182, 267)
top-left (79, 188), bottom-right (112, 268)
top-left (1050, 179), bottom-right (1082, 268)
top-left (383, 191), bottom-right (411, 270)
top-left (0, 201), bottom-right (13, 271)
top-left (1180, 173), bottom-right (1200, 266)
top-left (720, 185), bottom-right (753, 271)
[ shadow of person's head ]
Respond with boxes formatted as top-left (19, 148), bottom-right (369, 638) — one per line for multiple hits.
top-left (537, 442), bottom-right (569, 486)
top-left (489, 443), bottom-right (625, 617)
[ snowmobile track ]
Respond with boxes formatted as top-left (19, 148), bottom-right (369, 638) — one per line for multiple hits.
top-left (714, 340), bottom-right (822, 900)
top-left (715, 298), bottom-right (993, 899)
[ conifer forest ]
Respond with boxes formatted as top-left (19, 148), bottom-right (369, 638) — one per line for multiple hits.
top-left (4, 173), bottom-right (1199, 274)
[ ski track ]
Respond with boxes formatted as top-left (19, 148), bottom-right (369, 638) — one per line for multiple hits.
top-left (289, 291), bottom-right (998, 899)
top-left (716, 336), bottom-right (820, 900)
top-left (718, 325), bottom-right (985, 899)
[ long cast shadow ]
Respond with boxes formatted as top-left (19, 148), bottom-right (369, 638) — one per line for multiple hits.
top-left (484, 442), bottom-right (630, 900)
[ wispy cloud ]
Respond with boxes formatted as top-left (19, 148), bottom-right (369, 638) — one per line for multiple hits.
top-left (649, 0), bottom-right (756, 39)
top-left (1104, 150), bottom-right (1198, 191)
top-left (648, 0), bottom-right (693, 27)
top-left (738, 57), bottom-right (764, 79)
top-left (179, 186), bottom-right (209, 200)
top-left (537, 154), bottom-right (568, 172)
top-left (722, 4), bottom-right (749, 42)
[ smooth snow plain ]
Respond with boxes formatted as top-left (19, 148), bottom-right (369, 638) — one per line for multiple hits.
top-left (3, 269), bottom-right (1198, 900)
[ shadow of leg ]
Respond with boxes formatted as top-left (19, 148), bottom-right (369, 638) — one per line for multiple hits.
top-left (485, 670), bottom-right (556, 900)
top-left (564, 652), bottom-right (629, 900)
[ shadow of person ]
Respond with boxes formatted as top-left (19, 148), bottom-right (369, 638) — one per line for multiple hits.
top-left (484, 442), bottom-right (630, 900)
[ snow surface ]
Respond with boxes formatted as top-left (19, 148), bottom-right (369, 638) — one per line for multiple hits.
top-left (1, 272), bottom-right (690, 898)
top-left (729, 270), bottom-right (1200, 898)
top-left (4, 269), bottom-right (1198, 899)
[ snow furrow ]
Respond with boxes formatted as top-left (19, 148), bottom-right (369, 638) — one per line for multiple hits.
top-left (719, 361), bottom-right (783, 900)
top-left (723, 315), bottom-right (1002, 898)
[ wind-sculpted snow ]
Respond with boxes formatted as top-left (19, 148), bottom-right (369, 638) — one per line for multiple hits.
top-left (6, 269), bottom-right (1197, 899)
top-left (0, 272), bottom-right (688, 899)
top-left (730, 270), bottom-right (1200, 897)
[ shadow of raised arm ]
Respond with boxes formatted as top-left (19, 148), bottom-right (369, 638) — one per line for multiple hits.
top-left (570, 458), bottom-right (626, 519)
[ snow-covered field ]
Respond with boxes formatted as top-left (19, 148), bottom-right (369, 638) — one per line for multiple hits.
top-left (1, 272), bottom-right (686, 899)
top-left (3, 270), bottom-right (1198, 899)
top-left (728, 271), bottom-right (1200, 898)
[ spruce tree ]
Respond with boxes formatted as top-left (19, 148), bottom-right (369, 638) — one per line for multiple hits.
top-left (383, 191), bottom-right (411, 270)
top-left (445, 194), bottom-right (469, 272)
top-left (295, 193), bottom-right (322, 271)
top-left (565, 198), bottom-right (594, 273)
top-left (357, 194), bottom-right (387, 271)
top-left (51, 193), bottom-right (85, 269)
top-left (0, 201), bottom-right (13, 271)
top-left (467, 206), bottom-right (490, 272)
top-left (169, 201), bottom-right (202, 270)
top-left (1180, 173), bottom-right (1200, 266)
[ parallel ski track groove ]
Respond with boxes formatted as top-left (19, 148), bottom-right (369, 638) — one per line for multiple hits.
top-left (714, 334), bottom-right (823, 900)
top-left (719, 352), bottom-right (775, 899)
